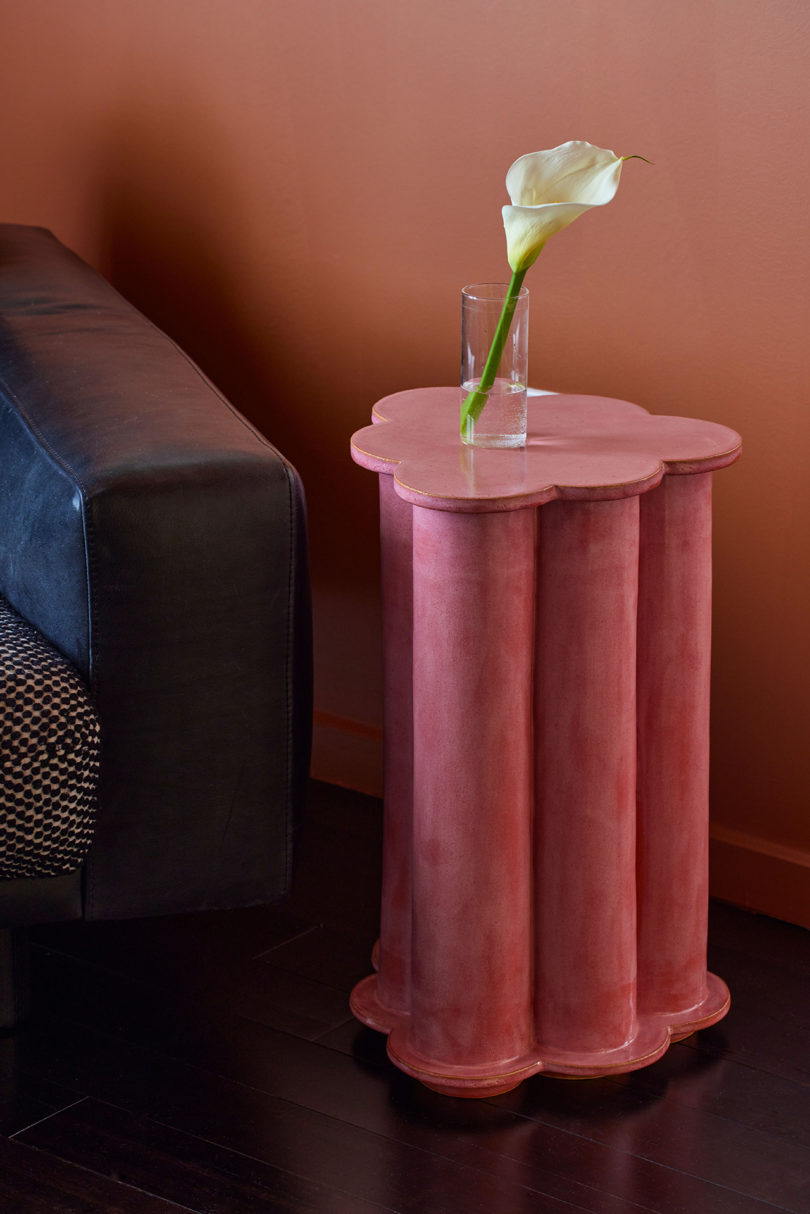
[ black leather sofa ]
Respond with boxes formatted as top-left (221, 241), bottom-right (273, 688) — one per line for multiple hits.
top-left (0, 224), bottom-right (312, 1022)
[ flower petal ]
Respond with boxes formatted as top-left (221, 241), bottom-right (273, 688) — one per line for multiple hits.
top-left (502, 141), bottom-right (625, 271)
top-left (503, 202), bottom-right (595, 271)
top-left (506, 141), bottom-right (623, 207)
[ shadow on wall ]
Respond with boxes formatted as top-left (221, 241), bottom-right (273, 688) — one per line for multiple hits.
top-left (94, 109), bottom-right (269, 429)
top-left (89, 101), bottom-right (382, 588)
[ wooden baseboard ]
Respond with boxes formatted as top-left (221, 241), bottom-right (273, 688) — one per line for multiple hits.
top-left (311, 710), bottom-right (383, 798)
top-left (710, 823), bottom-right (810, 929)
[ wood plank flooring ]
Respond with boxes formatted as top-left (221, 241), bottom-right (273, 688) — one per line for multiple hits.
top-left (0, 779), bottom-right (807, 1213)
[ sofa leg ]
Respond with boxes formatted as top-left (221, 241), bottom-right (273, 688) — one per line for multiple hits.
top-left (0, 929), bottom-right (30, 1030)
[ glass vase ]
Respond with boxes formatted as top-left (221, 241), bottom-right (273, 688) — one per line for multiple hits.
top-left (460, 282), bottom-right (529, 448)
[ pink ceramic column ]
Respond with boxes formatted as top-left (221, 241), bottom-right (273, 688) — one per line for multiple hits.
top-left (375, 473), bottom-right (414, 1018)
top-left (533, 497), bottom-right (643, 1063)
top-left (350, 386), bottom-right (740, 1093)
top-left (389, 505), bottom-right (536, 1095)
top-left (636, 472), bottom-right (728, 1028)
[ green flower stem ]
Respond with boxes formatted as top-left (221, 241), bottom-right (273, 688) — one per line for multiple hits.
top-left (459, 267), bottom-right (528, 434)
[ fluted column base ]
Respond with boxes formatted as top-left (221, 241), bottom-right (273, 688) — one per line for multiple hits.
top-left (351, 970), bottom-right (729, 1095)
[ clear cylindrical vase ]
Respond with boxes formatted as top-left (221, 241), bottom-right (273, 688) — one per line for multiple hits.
top-left (460, 282), bottom-right (529, 448)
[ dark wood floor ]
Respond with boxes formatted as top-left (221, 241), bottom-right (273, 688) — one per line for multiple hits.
top-left (1, 779), bottom-right (808, 1213)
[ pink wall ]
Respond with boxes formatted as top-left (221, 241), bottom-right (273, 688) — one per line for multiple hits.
top-left (1, 0), bottom-right (808, 925)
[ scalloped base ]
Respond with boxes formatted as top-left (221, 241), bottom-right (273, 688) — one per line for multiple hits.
top-left (350, 971), bottom-right (731, 1098)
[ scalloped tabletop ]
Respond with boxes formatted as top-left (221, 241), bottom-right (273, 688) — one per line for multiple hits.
top-left (351, 388), bottom-right (742, 512)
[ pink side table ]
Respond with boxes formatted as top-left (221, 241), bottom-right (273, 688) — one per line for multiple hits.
top-left (350, 387), bottom-right (741, 1098)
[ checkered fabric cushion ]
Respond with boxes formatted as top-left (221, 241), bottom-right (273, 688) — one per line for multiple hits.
top-left (0, 597), bottom-right (100, 878)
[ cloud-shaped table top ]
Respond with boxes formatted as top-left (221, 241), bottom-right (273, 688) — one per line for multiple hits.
top-left (351, 388), bottom-right (742, 512)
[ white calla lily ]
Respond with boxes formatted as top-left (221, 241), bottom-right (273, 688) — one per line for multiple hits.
top-left (502, 141), bottom-right (624, 272)
top-left (460, 140), bottom-right (639, 435)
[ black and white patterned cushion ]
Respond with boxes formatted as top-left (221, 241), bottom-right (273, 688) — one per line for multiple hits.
top-left (0, 597), bottom-right (100, 878)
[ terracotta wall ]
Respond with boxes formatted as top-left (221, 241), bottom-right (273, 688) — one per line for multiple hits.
top-left (1, 0), bottom-right (808, 926)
